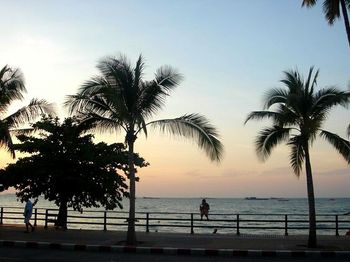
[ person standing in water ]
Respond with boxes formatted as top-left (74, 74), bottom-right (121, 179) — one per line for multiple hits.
top-left (200, 199), bottom-right (210, 220)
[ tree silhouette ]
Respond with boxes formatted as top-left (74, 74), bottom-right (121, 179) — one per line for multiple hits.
top-left (0, 65), bottom-right (54, 157)
top-left (0, 116), bottom-right (148, 228)
top-left (302, 0), bottom-right (350, 47)
top-left (66, 54), bottom-right (224, 244)
top-left (245, 67), bottom-right (350, 247)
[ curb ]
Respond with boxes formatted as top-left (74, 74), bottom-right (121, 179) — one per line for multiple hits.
top-left (1, 240), bottom-right (350, 257)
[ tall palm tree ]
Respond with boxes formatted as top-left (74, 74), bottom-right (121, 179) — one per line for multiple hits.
top-left (0, 65), bottom-right (54, 157)
top-left (245, 67), bottom-right (350, 247)
top-left (302, 0), bottom-right (350, 47)
top-left (66, 54), bottom-right (224, 245)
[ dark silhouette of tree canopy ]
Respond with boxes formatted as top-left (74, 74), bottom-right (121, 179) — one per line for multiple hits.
top-left (0, 65), bottom-right (54, 157)
top-left (245, 67), bottom-right (350, 247)
top-left (0, 116), bottom-right (148, 228)
top-left (65, 54), bottom-right (224, 245)
top-left (302, 0), bottom-right (350, 47)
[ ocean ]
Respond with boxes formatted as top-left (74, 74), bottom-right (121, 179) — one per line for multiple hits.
top-left (1, 194), bottom-right (349, 235)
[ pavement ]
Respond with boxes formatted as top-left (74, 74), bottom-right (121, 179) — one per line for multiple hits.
top-left (1, 224), bottom-right (350, 257)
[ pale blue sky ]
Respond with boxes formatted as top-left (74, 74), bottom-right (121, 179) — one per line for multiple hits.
top-left (0, 0), bottom-right (349, 197)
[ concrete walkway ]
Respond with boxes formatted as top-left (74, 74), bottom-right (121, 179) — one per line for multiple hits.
top-left (1, 225), bottom-right (350, 257)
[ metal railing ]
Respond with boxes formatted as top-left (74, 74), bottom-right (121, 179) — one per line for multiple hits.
top-left (1, 206), bottom-right (349, 235)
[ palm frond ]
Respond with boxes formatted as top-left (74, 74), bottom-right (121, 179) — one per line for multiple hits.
top-left (155, 66), bottom-right (183, 91)
top-left (302, 0), bottom-right (317, 7)
top-left (66, 89), bottom-right (126, 122)
top-left (68, 94), bottom-right (108, 116)
top-left (287, 135), bottom-right (305, 176)
top-left (0, 66), bottom-right (26, 113)
top-left (98, 55), bottom-right (132, 81)
top-left (255, 126), bottom-right (291, 161)
top-left (137, 66), bottom-right (182, 119)
top-left (66, 94), bottom-right (85, 115)
top-left (263, 88), bottom-right (289, 109)
top-left (79, 76), bottom-right (113, 97)
top-left (0, 121), bottom-right (15, 158)
top-left (280, 70), bottom-right (304, 95)
top-left (275, 104), bottom-right (300, 127)
top-left (133, 54), bottom-right (145, 91)
top-left (99, 55), bottom-right (145, 115)
top-left (98, 56), bottom-right (134, 91)
top-left (311, 87), bottom-right (350, 117)
top-left (137, 82), bottom-right (172, 119)
top-left (64, 78), bottom-right (106, 113)
top-left (320, 130), bottom-right (350, 164)
top-left (146, 113), bottom-right (223, 162)
top-left (4, 99), bottom-right (55, 128)
top-left (244, 111), bottom-right (281, 124)
top-left (77, 112), bottom-right (126, 134)
top-left (323, 0), bottom-right (340, 24)
top-left (135, 115), bottom-right (148, 138)
top-left (0, 66), bottom-right (25, 94)
top-left (304, 66), bottom-right (318, 96)
top-left (0, 65), bottom-right (9, 77)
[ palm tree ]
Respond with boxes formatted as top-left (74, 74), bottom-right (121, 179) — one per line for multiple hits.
top-left (0, 65), bottom-right (54, 157)
top-left (65, 54), bottom-right (224, 245)
top-left (302, 0), bottom-right (350, 47)
top-left (245, 67), bottom-right (350, 247)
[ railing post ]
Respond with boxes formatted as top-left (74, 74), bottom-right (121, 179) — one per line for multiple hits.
top-left (0, 207), bottom-right (3, 224)
top-left (44, 209), bottom-right (48, 229)
top-left (146, 213), bottom-right (149, 233)
top-left (103, 211), bottom-right (107, 231)
top-left (190, 213), bottom-right (194, 234)
top-left (284, 215), bottom-right (288, 236)
top-left (336, 215), bottom-right (339, 236)
top-left (236, 214), bottom-right (240, 235)
top-left (34, 208), bottom-right (38, 226)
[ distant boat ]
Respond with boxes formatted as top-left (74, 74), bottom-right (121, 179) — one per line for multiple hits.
top-left (245, 197), bottom-right (269, 200)
top-left (142, 197), bottom-right (160, 199)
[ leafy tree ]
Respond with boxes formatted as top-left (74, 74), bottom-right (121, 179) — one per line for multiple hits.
top-left (0, 65), bottom-right (54, 157)
top-left (302, 0), bottom-right (350, 47)
top-left (0, 116), bottom-right (148, 228)
top-left (245, 67), bottom-right (350, 247)
top-left (65, 54), bottom-right (224, 244)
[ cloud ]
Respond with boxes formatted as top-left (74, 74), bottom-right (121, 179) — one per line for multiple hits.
top-left (316, 168), bottom-right (350, 176)
top-left (259, 166), bottom-right (294, 177)
top-left (184, 168), bottom-right (255, 178)
top-left (260, 166), bottom-right (350, 178)
top-left (184, 169), bottom-right (204, 177)
top-left (220, 169), bottom-right (253, 177)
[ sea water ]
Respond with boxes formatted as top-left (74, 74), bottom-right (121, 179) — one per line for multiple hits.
top-left (1, 194), bottom-right (349, 235)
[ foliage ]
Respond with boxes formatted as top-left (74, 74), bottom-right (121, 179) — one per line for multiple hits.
top-left (0, 65), bottom-right (54, 157)
top-left (302, 0), bottom-right (350, 46)
top-left (0, 116), bottom-right (148, 227)
top-left (65, 54), bottom-right (223, 244)
top-left (245, 67), bottom-right (350, 247)
top-left (245, 67), bottom-right (350, 173)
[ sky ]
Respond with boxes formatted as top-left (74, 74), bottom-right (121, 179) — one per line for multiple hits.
top-left (0, 0), bottom-right (349, 198)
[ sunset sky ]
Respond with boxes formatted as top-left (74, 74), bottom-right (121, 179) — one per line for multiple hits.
top-left (0, 0), bottom-right (349, 198)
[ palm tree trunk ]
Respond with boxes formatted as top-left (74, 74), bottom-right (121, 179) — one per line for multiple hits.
top-left (340, 0), bottom-right (350, 47)
top-left (126, 131), bottom-right (137, 245)
top-left (303, 143), bottom-right (317, 248)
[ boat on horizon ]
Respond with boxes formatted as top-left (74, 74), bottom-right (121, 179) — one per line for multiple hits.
top-left (245, 197), bottom-right (269, 200)
top-left (142, 197), bottom-right (160, 199)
